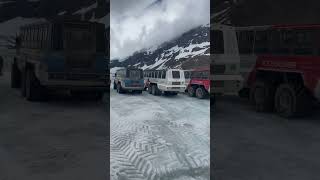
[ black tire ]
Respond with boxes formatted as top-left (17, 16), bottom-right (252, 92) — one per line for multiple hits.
top-left (25, 68), bottom-right (45, 101)
top-left (117, 83), bottom-right (125, 94)
top-left (151, 85), bottom-right (156, 95)
top-left (250, 80), bottom-right (275, 112)
top-left (152, 85), bottom-right (161, 96)
top-left (11, 62), bottom-right (21, 88)
top-left (196, 87), bottom-right (206, 99)
top-left (148, 85), bottom-right (152, 94)
top-left (274, 83), bottom-right (311, 118)
top-left (171, 92), bottom-right (178, 96)
top-left (188, 86), bottom-right (195, 97)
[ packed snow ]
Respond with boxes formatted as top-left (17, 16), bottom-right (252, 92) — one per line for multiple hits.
top-left (110, 85), bottom-right (210, 180)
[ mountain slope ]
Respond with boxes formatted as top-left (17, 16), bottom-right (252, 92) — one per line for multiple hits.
top-left (110, 24), bottom-right (210, 70)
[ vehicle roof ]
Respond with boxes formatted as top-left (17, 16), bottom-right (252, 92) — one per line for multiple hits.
top-left (20, 18), bottom-right (105, 29)
top-left (236, 24), bottom-right (320, 31)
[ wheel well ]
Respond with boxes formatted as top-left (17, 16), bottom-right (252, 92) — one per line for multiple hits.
top-left (255, 70), bottom-right (304, 87)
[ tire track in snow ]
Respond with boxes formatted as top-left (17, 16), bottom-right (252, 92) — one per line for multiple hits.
top-left (110, 91), bottom-right (209, 180)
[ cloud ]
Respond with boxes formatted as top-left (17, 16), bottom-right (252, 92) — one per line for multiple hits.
top-left (110, 0), bottom-right (210, 60)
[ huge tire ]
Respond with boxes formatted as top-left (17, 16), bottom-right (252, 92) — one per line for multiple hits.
top-left (11, 63), bottom-right (21, 88)
top-left (274, 83), bottom-right (311, 118)
top-left (250, 80), bottom-right (275, 112)
top-left (151, 85), bottom-right (156, 95)
top-left (196, 87), bottom-right (206, 99)
top-left (148, 85), bottom-right (152, 94)
top-left (117, 83), bottom-right (125, 94)
top-left (25, 68), bottom-right (45, 101)
top-left (151, 84), bottom-right (161, 96)
top-left (188, 86), bottom-right (195, 97)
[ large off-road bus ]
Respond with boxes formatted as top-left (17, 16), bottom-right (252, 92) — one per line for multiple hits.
top-left (235, 24), bottom-right (320, 117)
top-left (11, 19), bottom-right (108, 101)
top-left (144, 69), bottom-right (186, 96)
top-left (113, 68), bottom-right (144, 94)
top-left (186, 67), bottom-right (210, 99)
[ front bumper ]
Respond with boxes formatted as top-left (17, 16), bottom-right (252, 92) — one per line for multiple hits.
top-left (122, 86), bottom-right (144, 90)
top-left (158, 84), bottom-right (186, 92)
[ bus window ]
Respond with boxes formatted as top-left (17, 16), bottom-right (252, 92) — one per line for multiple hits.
top-left (293, 30), bottom-right (313, 55)
top-left (238, 30), bottom-right (254, 54)
top-left (254, 31), bottom-right (271, 54)
top-left (162, 71), bottom-right (166, 79)
top-left (211, 30), bottom-right (224, 54)
top-left (271, 30), bottom-right (291, 55)
top-left (172, 71), bottom-right (180, 79)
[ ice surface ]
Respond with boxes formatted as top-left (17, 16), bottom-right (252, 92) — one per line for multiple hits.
top-left (110, 85), bottom-right (210, 180)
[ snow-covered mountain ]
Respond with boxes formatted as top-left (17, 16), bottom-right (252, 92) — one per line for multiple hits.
top-left (110, 24), bottom-right (210, 70)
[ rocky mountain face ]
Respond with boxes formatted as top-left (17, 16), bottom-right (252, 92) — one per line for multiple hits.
top-left (0, 0), bottom-right (109, 23)
top-left (110, 24), bottom-right (210, 70)
top-left (211, 0), bottom-right (320, 26)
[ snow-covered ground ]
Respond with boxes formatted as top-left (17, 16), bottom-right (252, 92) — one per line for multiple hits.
top-left (110, 85), bottom-right (210, 180)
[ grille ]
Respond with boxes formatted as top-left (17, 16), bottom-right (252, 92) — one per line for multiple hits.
top-left (172, 82), bottom-right (181, 85)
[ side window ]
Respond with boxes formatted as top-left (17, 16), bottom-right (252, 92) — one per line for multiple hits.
top-left (271, 30), bottom-right (291, 55)
top-left (254, 30), bottom-right (271, 54)
top-left (162, 71), bottom-right (166, 79)
top-left (237, 30), bottom-right (254, 54)
top-left (293, 30), bottom-right (313, 55)
top-left (211, 30), bottom-right (224, 54)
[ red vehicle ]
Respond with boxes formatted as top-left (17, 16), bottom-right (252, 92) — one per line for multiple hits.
top-left (235, 24), bottom-right (320, 117)
top-left (186, 67), bottom-right (210, 99)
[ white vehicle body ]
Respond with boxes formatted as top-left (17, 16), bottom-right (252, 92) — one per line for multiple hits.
top-left (144, 69), bottom-right (186, 94)
top-left (211, 24), bottom-right (244, 95)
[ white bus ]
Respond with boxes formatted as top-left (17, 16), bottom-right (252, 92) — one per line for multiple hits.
top-left (143, 69), bottom-right (186, 96)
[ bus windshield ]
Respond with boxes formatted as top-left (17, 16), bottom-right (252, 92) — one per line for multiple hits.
top-left (172, 71), bottom-right (181, 79)
top-left (128, 69), bottom-right (143, 79)
top-left (65, 30), bottom-right (93, 51)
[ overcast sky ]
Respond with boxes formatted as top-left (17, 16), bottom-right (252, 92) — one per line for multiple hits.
top-left (110, 0), bottom-right (210, 60)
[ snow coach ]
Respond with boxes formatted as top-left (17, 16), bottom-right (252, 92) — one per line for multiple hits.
top-left (113, 68), bottom-right (144, 94)
top-left (234, 24), bottom-right (320, 117)
top-left (186, 67), bottom-right (210, 99)
top-left (143, 69), bottom-right (186, 96)
top-left (11, 19), bottom-right (108, 101)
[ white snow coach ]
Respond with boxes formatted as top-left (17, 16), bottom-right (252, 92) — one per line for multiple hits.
top-left (143, 69), bottom-right (186, 96)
